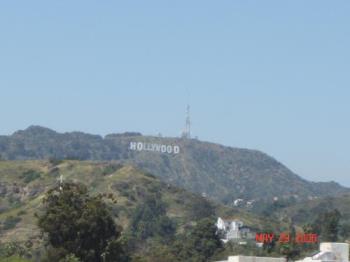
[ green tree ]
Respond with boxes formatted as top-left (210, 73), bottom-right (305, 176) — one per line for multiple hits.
top-left (2, 216), bottom-right (22, 230)
top-left (321, 209), bottom-right (341, 241)
top-left (0, 241), bottom-right (27, 259)
top-left (188, 197), bottom-right (215, 220)
top-left (37, 182), bottom-right (128, 262)
top-left (278, 224), bottom-right (301, 260)
top-left (60, 253), bottom-right (81, 262)
top-left (174, 218), bottom-right (222, 262)
top-left (311, 209), bottom-right (341, 242)
top-left (340, 223), bottom-right (350, 240)
top-left (130, 194), bottom-right (175, 240)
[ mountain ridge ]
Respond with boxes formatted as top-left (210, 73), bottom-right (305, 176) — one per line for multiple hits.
top-left (0, 126), bottom-right (348, 204)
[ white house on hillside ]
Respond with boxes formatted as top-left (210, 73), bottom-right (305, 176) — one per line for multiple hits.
top-left (216, 217), bottom-right (254, 243)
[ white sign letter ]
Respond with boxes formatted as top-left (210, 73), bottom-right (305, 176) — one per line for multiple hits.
top-left (174, 146), bottom-right (180, 154)
top-left (137, 142), bottom-right (143, 151)
top-left (130, 142), bottom-right (137, 150)
top-left (161, 145), bottom-right (167, 153)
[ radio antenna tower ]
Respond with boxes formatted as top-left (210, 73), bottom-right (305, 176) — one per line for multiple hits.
top-left (181, 104), bottom-right (191, 139)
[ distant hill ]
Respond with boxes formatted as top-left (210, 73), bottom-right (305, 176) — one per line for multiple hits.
top-left (0, 126), bottom-right (348, 203)
top-left (267, 193), bottom-right (350, 225)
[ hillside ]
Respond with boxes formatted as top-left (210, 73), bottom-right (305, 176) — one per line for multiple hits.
top-left (0, 126), bottom-right (348, 204)
top-left (0, 160), bottom-right (277, 247)
top-left (267, 194), bottom-right (350, 226)
top-left (0, 161), bottom-right (278, 241)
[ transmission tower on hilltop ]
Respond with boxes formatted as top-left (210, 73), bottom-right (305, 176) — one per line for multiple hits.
top-left (181, 105), bottom-right (191, 139)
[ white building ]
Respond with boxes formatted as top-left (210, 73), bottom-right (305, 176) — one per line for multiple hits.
top-left (216, 217), bottom-right (254, 243)
top-left (216, 243), bottom-right (349, 262)
top-left (215, 255), bottom-right (286, 262)
top-left (234, 199), bottom-right (244, 207)
top-left (296, 243), bottom-right (349, 262)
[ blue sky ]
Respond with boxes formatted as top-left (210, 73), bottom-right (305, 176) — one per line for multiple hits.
top-left (0, 1), bottom-right (349, 186)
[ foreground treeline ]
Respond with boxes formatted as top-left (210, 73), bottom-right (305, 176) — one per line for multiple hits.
top-left (0, 161), bottom-right (247, 262)
top-left (1, 180), bottom-right (348, 262)
top-left (0, 182), bottom-right (224, 262)
top-left (1, 160), bottom-right (350, 262)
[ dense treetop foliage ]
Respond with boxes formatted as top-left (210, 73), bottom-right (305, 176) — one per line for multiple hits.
top-left (37, 182), bottom-right (127, 262)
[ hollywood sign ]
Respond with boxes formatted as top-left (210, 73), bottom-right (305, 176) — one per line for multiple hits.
top-left (129, 142), bottom-right (180, 154)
